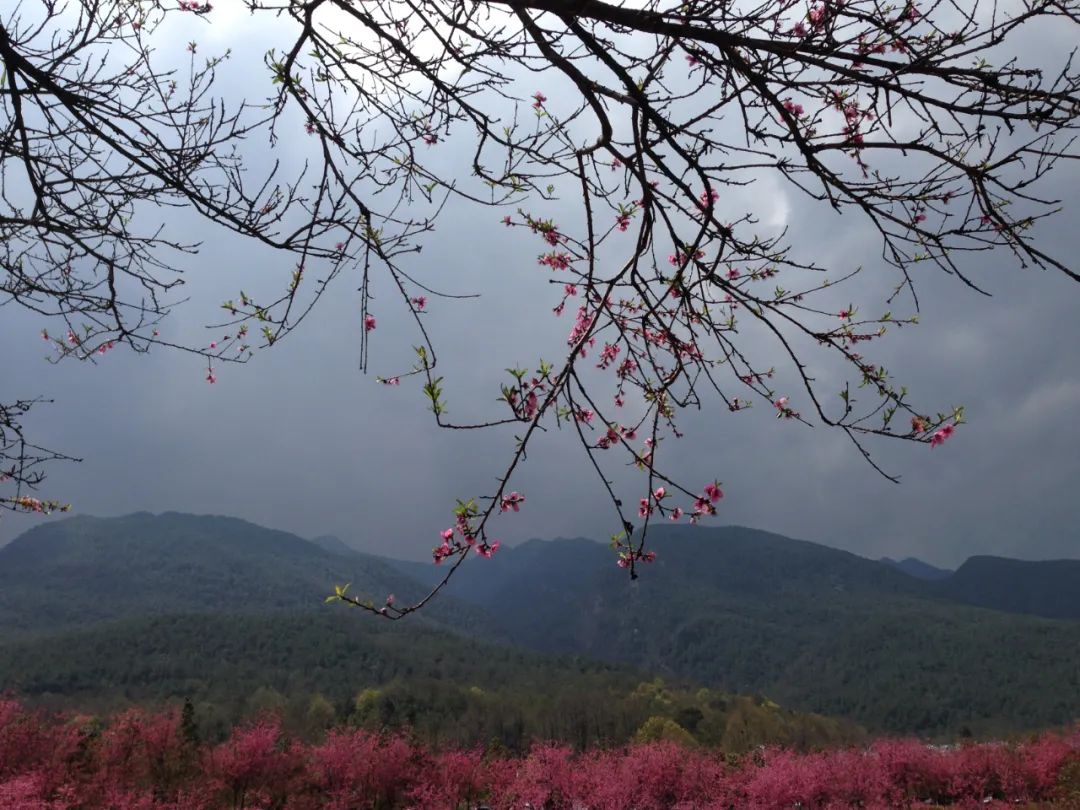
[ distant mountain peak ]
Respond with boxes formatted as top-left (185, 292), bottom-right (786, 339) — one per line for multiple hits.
top-left (879, 556), bottom-right (954, 581)
top-left (309, 534), bottom-right (359, 556)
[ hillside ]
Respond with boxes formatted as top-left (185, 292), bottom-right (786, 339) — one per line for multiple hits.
top-left (0, 512), bottom-right (498, 640)
top-left (0, 611), bottom-right (862, 752)
top-left (3, 514), bottom-right (1080, 738)
top-left (389, 525), bottom-right (1080, 736)
top-left (934, 555), bottom-right (1080, 619)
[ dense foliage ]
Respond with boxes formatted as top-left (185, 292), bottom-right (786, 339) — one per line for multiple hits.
top-left (2, 699), bottom-right (1080, 809)
top-left (0, 612), bottom-right (860, 753)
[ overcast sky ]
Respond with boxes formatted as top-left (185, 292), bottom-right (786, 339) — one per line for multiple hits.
top-left (2, 4), bottom-right (1079, 569)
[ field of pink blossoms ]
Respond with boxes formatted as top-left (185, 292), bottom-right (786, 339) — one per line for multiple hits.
top-left (3, 699), bottom-right (1080, 809)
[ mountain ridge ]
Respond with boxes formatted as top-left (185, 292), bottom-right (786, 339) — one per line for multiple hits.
top-left (3, 512), bottom-right (1079, 736)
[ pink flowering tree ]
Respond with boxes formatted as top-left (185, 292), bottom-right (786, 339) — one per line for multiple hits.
top-left (3, 0), bottom-right (1079, 615)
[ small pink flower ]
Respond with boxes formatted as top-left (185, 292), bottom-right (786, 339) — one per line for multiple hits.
top-left (385, 594), bottom-right (395, 606)
top-left (476, 540), bottom-right (500, 558)
top-left (440, 528), bottom-right (454, 541)
top-left (364, 315), bottom-right (376, 332)
top-left (532, 91), bottom-right (547, 109)
top-left (500, 491), bottom-right (526, 513)
top-left (411, 296), bottom-right (427, 310)
top-left (670, 507), bottom-right (684, 521)
top-left (206, 371), bottom-right (216, 384)
top-left (703, 482), bottom-right (723, 503)
top-left (930, 423), bottom-right (956, 448)
top-left (654, 487), bottom-right (666, 500)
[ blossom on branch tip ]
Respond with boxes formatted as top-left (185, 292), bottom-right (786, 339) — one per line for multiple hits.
top-left (930, 423), bottom-right (956, 448)
top-left (704, 482), bottom-right (723, 503)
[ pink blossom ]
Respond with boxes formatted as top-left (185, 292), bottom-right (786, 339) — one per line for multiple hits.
top-left (703, 482), bottom-right (723, 503)
top-left (411, 296), bottom-right (427, 310)
top-left (532, 91), bottom-right (547, 109)
top-left (930, 422), bottom-right (957, 448)
top-left (500, 491), bottom-right (526, 513)
top-left (364, 315), bottom-right (377, 332)
top-left (670, 507), bottom-right (684, 521)
top-left (539, 252), bottom-right (572, 271)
